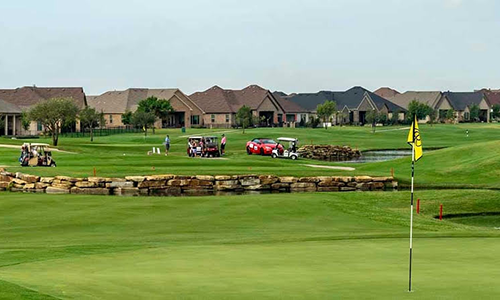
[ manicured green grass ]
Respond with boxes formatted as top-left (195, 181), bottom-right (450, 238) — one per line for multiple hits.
top-left (0, 190), bottom-right (499, 299)
top-left (1, 123), bottom-right (500, 188)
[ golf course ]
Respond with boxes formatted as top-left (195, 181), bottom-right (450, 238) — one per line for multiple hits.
top-left (1, 123), bottom-right (500, 299)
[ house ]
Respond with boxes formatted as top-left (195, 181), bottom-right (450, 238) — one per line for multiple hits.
top-left (189, 85), bottom-right (286, 128)
top-left (0, 86), bottom-right (86, 136)
top-left (272, 92), bottom-right (310, 124)
top-left (284, 86), bottom-right (406, 125)
top-left (440, 91), bottom-right (490, 122)
top-left (374, 87), bottom-right (401, 99)
top-left (87, 88), bottom-right (204, 128)
top-left (385, 91), bottom-right (444, 122)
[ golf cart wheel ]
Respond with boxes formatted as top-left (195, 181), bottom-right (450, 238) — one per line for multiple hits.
top-left (246, 147), bottom-right (252, 155)
top-left (50, 162), bottom-right (57, 167)
top-left (291, 155), bottom-right (297, 160)
top-left (272, 153), bottom-right (277, 159)
top-left (209, 154), bottom-right (213, 158)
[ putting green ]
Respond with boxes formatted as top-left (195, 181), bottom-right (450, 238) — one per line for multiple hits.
top-left (0, 190), bottom-right (499, 299)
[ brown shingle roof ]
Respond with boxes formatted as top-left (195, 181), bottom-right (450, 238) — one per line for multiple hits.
top-left (484, 91), bottom-right (500, 106)
top-left (0, 86), bottom-right (86, 110)
top-left (374, 87), bottom-right (400, 99)
top-left (88, 88), bottom-right (202, 114)
top-left (0, 98), bottom-right (22, 114)
top-left (272, 92), bottom-right (309, 113)
top-left (190, 85), bottom-right (284, 113)
top-left (386, 91), bottom-right (442, 109)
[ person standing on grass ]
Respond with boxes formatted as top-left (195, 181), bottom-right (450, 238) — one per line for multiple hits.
top-left (221, 134), bottom-right (227, 156)
top-left (163, 135), bottom-right (170, 156)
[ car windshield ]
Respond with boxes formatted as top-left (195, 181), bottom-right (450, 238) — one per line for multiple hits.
top-left (262, 139), bottom-right (276, 144)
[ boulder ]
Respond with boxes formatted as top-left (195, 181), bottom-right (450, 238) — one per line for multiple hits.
top-left (70, 187), bottom-right (110, 195)
top-left (174, 175), bottom-right (194, 179)
top-left (46, 187), bottom-right (70, 194)
top-left (215, 180), bottom-right (239, 186)
top-left (297, 145), bottom-right (361, 161)
top-left (239, 177), bottom-right (260, 186)
top-left (138, 180), bottom-right (167, 188)
top-left (271, 183), bottom-right (290, 190)
top-left (104, 177), bottom-right (126, 183)
top-left (35, 182), bottom-right (49, 190)
top-left (107, 181), bottom-right (134, 188)
top-left (340, 187), bottom-right (356, 191)
top-left (54, 176), bottom-right (78, 182)
top-left (214, 184), bottom-right (242, 191)
top-left (298, 177), bottom-right (320, 183)
top-left (279, 176), bottom-right (298, 183)
top-left (372, 176), bottom-right (393, 182)
top-left (290, 182), bottom-right (317, 190)
top-left (354, 176), bottom-right (373, 183)
top-left (40, 177), bottom-right (54, 184)
top-left (125, 176), bottom-right (146, 183)
top-left (146, 174), bottom-right (175, 181)
top-left (0, 175), bottom-right (13, 182)
top-left (12, 178), bottom-right (27, 185)
top-left (244, 184), bottom-right (270, 190)
top-left (88, 177), bottom-right (106, 183)
top-left (371, 182), bottom-right (385, 190)
top-left (75, 181), bottom-right (97, 188)
top-left (356, 183), bottom-right (371, 191)
top-left (215, 175), bottom-right (232, 180)
top-left (259, 175), bottom-right (278, 185)
top-left (0, 181), bottom-right (11, 189)
top-left (23, 183), bottom-right (36, 190)
top-left (149, 187), bottom-right (181, 196)
top-left (317, 186), bottom-right (340, 192)
top-left (195, 175), bottom-right (215, 181)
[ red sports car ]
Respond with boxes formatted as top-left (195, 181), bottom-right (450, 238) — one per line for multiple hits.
top-left (246, 138), bottom-right (283, 155)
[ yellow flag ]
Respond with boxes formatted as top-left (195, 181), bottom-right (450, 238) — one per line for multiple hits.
top-left (407, 116), bottom-right (422, 161)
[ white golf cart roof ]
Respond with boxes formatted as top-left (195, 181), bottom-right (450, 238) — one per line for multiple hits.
top-left (27, 143), bottom-right (50, 147)
top-left (277, 137), bottom-right (298, 142)
top-left (188, 136), bottom-right (203, 139)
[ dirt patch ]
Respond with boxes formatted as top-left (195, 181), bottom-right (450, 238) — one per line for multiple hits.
top-left (302, 164), bottom-right (355, 171)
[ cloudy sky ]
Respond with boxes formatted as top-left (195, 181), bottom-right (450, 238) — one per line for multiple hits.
top-left (0, 0), bottom-right (499, 95)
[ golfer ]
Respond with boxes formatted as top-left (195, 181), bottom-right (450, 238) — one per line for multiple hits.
top-left (221, 134), bottom-right (227, 156)
top-left (164, 135), bottom-right (170, 156)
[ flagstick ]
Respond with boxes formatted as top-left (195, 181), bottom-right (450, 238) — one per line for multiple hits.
top-left (409, 142), bottom-right (415, 292)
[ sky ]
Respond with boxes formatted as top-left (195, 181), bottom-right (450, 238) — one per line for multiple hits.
top-left (0, 0), bottom-right (499, 95)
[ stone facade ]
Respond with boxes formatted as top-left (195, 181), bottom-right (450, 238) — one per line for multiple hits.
top-left (298, 145), bottom-right (361, 161)
top-left (0, 170), bottom-right (397, 196)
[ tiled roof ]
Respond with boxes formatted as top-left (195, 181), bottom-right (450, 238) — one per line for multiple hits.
top-left (272, 92), bottom-right (309, 113)
top-left (386, 91), bottom-right (443, 109)
top-left (0, 86), bottom-right (86, 110)
top-left (443, 91), bottom-right (487, 111)
top-left (484, 91), bottom-right (500, 106)
top-left (190, 85), bottom-right (283, 113)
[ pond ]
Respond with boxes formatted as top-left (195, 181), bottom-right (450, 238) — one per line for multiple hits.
top-left (337, 149), bottom-right (412, 163)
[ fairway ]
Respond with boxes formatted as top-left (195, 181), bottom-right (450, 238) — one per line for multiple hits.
top-left (1, 123), bottom-right (500, 188)
top-left (0, 190), bottom-right (499, 299)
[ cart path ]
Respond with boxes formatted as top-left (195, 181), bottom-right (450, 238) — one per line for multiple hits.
top-left (0, 144), bottom-right (77, 154)
top-left (302, 164), bottom-right (355, 171)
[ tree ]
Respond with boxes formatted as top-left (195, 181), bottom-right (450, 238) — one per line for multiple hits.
top-left (492, 104), bottom-right (500, 120)
top-left (28, 97), bottom-right (80, 146)
top-left (446, 109), bottom-right (455, 122)
top-left (236, 105), bottom-right (253, 133)
top-left (365, 110), bottom-right (380, 133)
top-left (132, 110), bottom-right (156, 136)
top-left (390, 110), bottom-right (400, 125)
top-left (428, 109), bottom-right (437, 126)
top-left (407, 100), bottom-right (432, 121)
top-left (21, 111), bottom-right (31, 131)
top-left (316, 100), bottom-right (337, 129)
top-left (469, 104), bottom-right (480, 122)
top-left (80, 107), bottom-right (105, 142)
top-left (137, 96), bottom-right (174, 133)
top-left (122, 110), bottom-right (133, 126)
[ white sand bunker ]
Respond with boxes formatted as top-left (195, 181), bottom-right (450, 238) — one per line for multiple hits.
top-left (302, 164), bottom-right (355, 171)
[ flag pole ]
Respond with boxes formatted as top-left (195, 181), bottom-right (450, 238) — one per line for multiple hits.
top-left (409, 130), bottom-right (415, 292)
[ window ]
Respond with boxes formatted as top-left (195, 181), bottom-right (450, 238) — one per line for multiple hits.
top-left (37, 121), bottom-right (42, 131)
top-left (191, 115), bottom-right (200, 125)
top-left (464, 112), bottom-right (470, 121)
top-left (211, 114), bottom-right (215, 123)
top-left (225, 114), bottom-right (230, 123)
top-left (109, 115), bottom-right (113, 124)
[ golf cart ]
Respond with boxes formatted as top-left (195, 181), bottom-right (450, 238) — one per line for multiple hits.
top-left (202, 136), bottom-right (220, 157)
top-left (19, 143), bottom-right (56, 167)
top-left (271, 137), bottom-right (299, 160)
top-left (187, 136), bottom-right (203, 157)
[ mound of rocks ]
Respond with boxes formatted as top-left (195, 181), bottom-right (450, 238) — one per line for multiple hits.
top-left (298, 145), bottom-right (361, 161)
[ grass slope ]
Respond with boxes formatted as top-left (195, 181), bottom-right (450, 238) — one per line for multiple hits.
top-left (0, 190), bottom-right (499, 299)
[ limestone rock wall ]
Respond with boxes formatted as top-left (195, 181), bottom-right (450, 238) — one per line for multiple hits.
top-left (0, 171), bottom-right (397, 196)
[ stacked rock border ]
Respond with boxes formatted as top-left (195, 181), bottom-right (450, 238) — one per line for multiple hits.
top-left (0, 171), bottom-right (397, 196)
